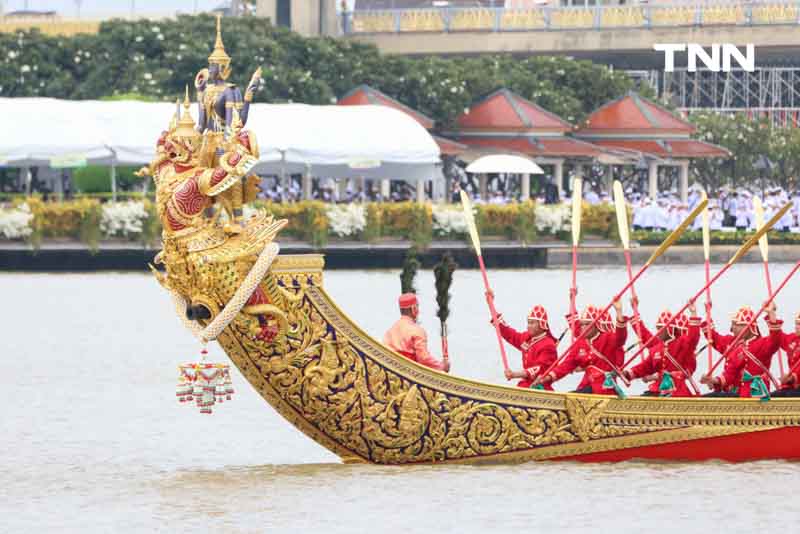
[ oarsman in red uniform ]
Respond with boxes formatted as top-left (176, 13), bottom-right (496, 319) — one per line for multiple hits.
top-left (383, 293), bottom-right (451, 372)
top-left (491, 304), bottom-right (558, 389)
top-left (535, 300), bottom-right (628, 395)
top-left (773, 311), bottom-right (800, 397)
top-left (700, 303), bottom-right (782, 399)
top-left (622, 301), bottom-right (701, 397)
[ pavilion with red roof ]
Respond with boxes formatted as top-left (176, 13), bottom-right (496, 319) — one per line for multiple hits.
top-left (574, 92), bottom-right (730, 201)
top-left (338, 84), bottom-right (466, 201)
top-left (446, 88), bottom-right (621, 199)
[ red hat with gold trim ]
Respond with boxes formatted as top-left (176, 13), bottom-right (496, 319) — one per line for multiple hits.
top-left (579, 305), bottom-right (600, 325)
top-left (527, 305), bottom-right (550, 333)
top-left (732, 306), bottom-right (760, 336)
top-left (398, 293), bottom-right (418, 309)
top-left (655, 310), bottom-right (678, 337)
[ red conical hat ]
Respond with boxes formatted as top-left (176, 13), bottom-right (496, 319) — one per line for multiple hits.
top-left (731, 306), bottom-right (760, 336)
top-left (579, 305), bottom-right (600, 324)
top-left (527, 305), bottom-right (550, 332)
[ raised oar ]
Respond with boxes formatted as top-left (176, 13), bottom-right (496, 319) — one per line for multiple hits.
top-left (459, 190), bottom-right (510, 376)
top-left (622, 202), bottom-right (792, 372)
top-left (570, 177), bottom-right (583, 322)
top-left (704, 258), bottom-right (800, 389)
top-left (613, 181), bottom-right (641, 345)
top-left (539, 197), bottom-right (709, 385)
top-left (554, 177), bottom-right (584, 346)
top-left (701, 191), bottom-right (713, 372)
top-left (754, 197), bottom-right (785, 376)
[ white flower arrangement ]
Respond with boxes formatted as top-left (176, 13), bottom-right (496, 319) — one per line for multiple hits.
top-left (534, 203), bottom-right (571, 235)
top-left (100, 201), bottom-right (149, 238)
top-left (432, 205), bottom-right (469, 237)
top-left (326, 203), bottom-right (366, 237)
top-left (0, 203), bottom-right (33, 240)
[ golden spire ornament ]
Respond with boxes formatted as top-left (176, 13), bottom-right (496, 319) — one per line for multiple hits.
top-left (208, 14), bottom-right (231, 79)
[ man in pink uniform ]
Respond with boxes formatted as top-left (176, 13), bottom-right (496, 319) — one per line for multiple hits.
top-left (383, 293), bottom-right (450, 372)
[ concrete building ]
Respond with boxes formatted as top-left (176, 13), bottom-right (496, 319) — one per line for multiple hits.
top-left (256, 0), bottom-right (339, 37)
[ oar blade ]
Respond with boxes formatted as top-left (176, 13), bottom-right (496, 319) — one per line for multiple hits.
top-left (728, 202), bottom-right (790, 266)
top-left (571, 177), bottom-right (583, 247)
top-left (612, 180), bottom-right (630, 250)
top-left (753, 196), bottom-right (769, 262)
top-left (701, 191), bottom-right (710, 261)
top-left (459, 189), bottom-right (482, 256)
top-left (644, 197), bottom-right (708, 267)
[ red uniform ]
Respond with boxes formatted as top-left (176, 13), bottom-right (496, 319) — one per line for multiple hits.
top-left (778, 331), bottom-right (800, 385)
top-left (715, 319), bottom-right (782, 397)
top-left (497, 319), bottom-right (557, 389)
top-left (549, 317), bottom-right (628, 395)
top-left (628, 315), bottom-right (701, 397)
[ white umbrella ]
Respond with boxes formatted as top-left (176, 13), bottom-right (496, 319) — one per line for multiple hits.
top-left (466, 154), bottom-right (544, 174)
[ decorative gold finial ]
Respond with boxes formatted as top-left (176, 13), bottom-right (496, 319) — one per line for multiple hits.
top-left (208, 14), bottom-right (231, 67)
top-left (174, 86), bottom-right (198, 137)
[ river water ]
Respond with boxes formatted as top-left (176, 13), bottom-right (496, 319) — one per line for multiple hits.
top-left (3, 264), bottom-right (800, 533)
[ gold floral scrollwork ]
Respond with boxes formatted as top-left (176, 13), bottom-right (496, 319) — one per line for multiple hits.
top-left (565, 395), bottom-right (610, 442)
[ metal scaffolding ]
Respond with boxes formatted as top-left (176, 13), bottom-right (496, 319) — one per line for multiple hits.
top-left (626, 67), bottom-right (800, 127)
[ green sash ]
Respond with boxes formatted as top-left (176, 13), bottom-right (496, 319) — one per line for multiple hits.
top-left (603, 372), bottom-right (627, 399)
top-left (658, 371), bottom-right (675, 397)
top-left (743, 371), bottom-right (770, 402)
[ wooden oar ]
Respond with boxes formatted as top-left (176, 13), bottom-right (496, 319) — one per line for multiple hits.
top-left (704, 258), bottom-right (800, 389)
top-left (623, 202), bottom-right (792, 372)
top-left (754, 197), bottom-right (785, 376)
top-left (459, 190), bottom-right (510, 375)
top-left (540, 197), bottom-right (709, 385)
top-left (701, 191), bottom-right (713, 372)
top-left (613, 181), bottom-right (641, 346)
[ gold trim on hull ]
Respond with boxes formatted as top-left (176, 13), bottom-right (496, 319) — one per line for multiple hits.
top-left (210, 253), bottom-right (800, 465)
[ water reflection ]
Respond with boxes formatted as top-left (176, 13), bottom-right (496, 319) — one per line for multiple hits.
top-left (3, 267), bottom-right (800, 532)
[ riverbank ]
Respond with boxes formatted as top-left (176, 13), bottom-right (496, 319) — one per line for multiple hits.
top-left (0, 239), bottom-right (796, 271)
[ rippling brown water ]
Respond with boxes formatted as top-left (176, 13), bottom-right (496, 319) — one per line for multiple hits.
top-left (3, 264), bottom-right (800, 532)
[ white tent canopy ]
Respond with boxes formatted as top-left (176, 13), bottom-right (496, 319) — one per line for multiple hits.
top-left (0, 98), bottom-right (441, 182)
top-left (466, 154), bottom-right (544, 174)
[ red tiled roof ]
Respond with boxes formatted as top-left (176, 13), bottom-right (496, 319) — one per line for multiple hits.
top-left (433, 135), bottom-right (467, 156)
top-left (456, 136), bottom-right (603, 157)
top-left (577, 92), bottom-right (695, 135)
top-left (455, 89), bottom-right (573, 133)
top-left (591, 139), bottom-right (731, 158)
top-left (338, 84), bottom-right (435, 130)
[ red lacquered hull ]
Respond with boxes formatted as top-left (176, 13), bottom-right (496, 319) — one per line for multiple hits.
top-left (559, 427), bottom-right (800, 463)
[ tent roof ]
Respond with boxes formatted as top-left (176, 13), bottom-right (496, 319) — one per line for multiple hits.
top-left (455, 89), bottom-right (573, 133)
top-left (0, 98), bottom-right (441, 181)
top-left (576, 92), bottom-right (696, 136)
top-left (590, 139), bottom-right (731, 159)
top-left (338, 84), bottom-right (435, 130)
top-left (454, 135), bottom-right (603, 158)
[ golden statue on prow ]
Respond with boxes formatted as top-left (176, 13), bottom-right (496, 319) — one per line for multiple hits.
top-left (194, 14), bottom-right (263, 234)
top-left (137, 82), bottom-right (287, 342)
